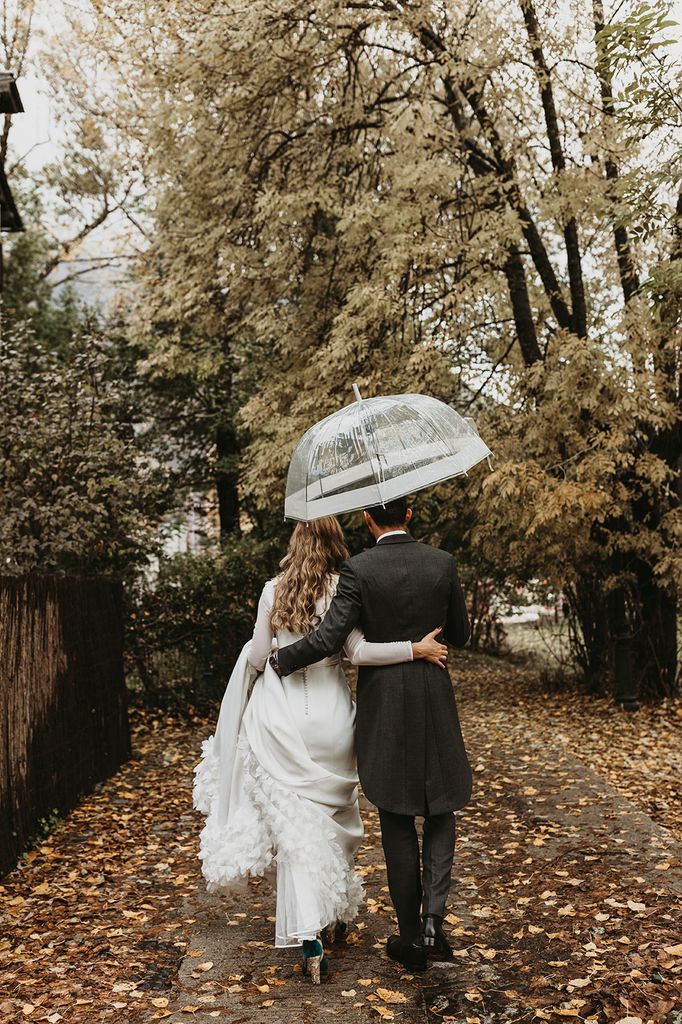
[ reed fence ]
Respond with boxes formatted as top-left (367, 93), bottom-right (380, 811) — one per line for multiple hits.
top-left (0, 575), bottom-right (130, 875)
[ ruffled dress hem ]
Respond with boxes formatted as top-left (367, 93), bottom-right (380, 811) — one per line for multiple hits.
top-left (193, 732), bottom-right (363, 947)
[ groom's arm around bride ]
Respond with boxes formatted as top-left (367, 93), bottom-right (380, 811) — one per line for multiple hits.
top-left (276, 503), bottom-right (470, 678)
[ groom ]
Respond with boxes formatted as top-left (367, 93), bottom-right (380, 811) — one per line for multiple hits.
top-left (271, 496), bottom-right (472, 971)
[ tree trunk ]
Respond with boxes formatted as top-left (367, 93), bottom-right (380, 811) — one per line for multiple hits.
top-left (592, 0), bottom-right (641, 304)
top-left (215, 422), bottom-right (240, 535)
top-left (632, 562), bottom-right (678, 699)
top-left (519, 0), bottom-right (587, 337)
top-left (608, 577), bottom-right (639, 710)
top-left (626, 193), bottom-right (681, 698)
top-left (568, 574), bottom-right (611, 692)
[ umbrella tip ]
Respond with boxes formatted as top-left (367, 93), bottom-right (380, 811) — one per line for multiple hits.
top-left (352, 383), bottom-right (363, 403)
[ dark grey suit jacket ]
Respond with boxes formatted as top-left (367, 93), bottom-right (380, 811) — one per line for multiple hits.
top-left (277, 533), bottom-right (472, 816)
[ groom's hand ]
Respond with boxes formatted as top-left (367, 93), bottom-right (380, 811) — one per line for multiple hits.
top-left (268, 652), bottom-right (283, 677)
top-left (412, 627), bottom-right (448, 668)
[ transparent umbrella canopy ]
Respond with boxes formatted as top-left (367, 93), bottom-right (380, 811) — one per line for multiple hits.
top-left (284, 386), bottom-right (492, 522)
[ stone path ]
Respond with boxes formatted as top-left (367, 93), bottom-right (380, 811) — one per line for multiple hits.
top-left (3, 654), bottom-right (681, 1024)
top-left (151, 657), bottom-right (682, 1024)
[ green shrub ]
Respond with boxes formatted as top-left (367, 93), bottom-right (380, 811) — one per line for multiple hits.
top-left (125, 536), bottom-right (281, 710)
top-left (0, 321), bottom-right (168, 578)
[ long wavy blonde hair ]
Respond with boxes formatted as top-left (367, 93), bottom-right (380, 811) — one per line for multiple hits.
top-left (270, 516), bottom-right (349, 634)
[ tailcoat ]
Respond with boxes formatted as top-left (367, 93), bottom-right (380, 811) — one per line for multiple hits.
top-left (277, 533), bottom-right (472, 816)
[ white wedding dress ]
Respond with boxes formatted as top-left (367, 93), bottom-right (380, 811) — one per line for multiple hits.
top-left (192, 574), bottom-right (412, 947)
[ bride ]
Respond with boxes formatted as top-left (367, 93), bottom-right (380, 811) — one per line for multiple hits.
top-left (192, 515), bottom-right (446, 982)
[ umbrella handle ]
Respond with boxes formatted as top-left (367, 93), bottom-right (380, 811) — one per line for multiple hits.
top-left (352, 383), bottom-right (387, 508)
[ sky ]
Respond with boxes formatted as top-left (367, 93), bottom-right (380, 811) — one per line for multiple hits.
top-left (9, 72), bottom-right (51, 172)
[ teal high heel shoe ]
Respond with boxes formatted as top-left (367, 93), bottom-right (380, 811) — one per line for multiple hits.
top-left (301, 938), bottom-right (329, 984)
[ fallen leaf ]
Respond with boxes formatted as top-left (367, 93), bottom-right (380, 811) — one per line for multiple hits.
top-left (478, 947), bottom-right (497, 959)
top-left (376, 989), bottom-right (407, 1004)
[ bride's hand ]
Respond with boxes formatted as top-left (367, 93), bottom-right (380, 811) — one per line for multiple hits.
top-left (412, 628), bottom-right (448, 668)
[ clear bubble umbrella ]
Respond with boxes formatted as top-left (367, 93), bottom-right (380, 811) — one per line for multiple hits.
top-left (284, 386), bottom-right (492, 522)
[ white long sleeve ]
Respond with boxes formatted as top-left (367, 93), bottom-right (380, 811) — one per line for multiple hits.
top-left (343, 627), bottom-right (413, 667)
top-left (248, 579), bottom-right (277, 671)
top-left (248, 577), bottom-right (413, 671)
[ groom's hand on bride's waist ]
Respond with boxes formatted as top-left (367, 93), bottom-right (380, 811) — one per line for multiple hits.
top-left (268, 652), bottom-right (283, 677)
top-left (412, 627), bottom-right (448, 668)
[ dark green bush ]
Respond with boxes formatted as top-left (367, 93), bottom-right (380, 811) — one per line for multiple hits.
top-left (125, 535), bottom-right (281, 710)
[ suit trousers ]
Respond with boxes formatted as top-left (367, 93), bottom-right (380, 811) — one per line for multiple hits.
top-left (378, 807), bottom-right (456, 943)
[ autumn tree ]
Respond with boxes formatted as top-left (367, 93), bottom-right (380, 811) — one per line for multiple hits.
top-left (65, 0), bottom-right (680, 697)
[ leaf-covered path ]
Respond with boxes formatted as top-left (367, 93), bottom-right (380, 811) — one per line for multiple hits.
top-left (2, 654), bottom-right (681, 1024)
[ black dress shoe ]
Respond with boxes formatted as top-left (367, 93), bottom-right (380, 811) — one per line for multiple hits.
top-left (422, 914), bottom-right (453, 960)
top-left (386, 935), bottom-right (428, 971)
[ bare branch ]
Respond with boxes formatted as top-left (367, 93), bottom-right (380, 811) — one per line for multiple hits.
top-left (39, 200), bottom-right (112, 281)
top-left (47, 259), bottom-right (124, 289)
